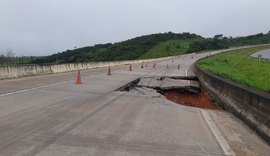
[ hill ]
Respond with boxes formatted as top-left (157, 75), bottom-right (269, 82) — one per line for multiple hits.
top-left (2, 32), bottom-right (270, 65)
top-left (30, 32), bottom-right (203, 64)
top-left (139, 39), bottom-right (201, 59)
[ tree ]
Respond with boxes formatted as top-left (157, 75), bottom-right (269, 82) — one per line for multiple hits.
top-left (0, 48), bottom-right (15, 65)
top-left (214, 34), bottom-right (223, 40)
top-left (5, 47), bottom-right (15, 58)
top-left (0, 53), bottom-right (8, 65)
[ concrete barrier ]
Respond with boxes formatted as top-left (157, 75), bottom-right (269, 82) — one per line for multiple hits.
top-left (2, 45), bottom-right (268, 80)
top-left (193, 64), bottom-right (270, 144)
top-left (0, 57), bottom-right (173, 80)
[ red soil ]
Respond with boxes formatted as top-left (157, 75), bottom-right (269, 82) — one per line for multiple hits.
top-left (163, 90), bottom-right (220, 109)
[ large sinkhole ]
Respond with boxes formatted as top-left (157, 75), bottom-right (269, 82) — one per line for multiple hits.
top-left (116, 76), bottom-right (220, 109)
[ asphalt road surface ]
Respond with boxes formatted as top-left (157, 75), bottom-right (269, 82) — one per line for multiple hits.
top-left (251, 49), bottom-right (270, 59)
top-left (0, 50), bottom-right (269, 156)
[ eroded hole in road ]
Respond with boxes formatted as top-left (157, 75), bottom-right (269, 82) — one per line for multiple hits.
top-left (162, 89), bottom-right (220, 109)
top-left (116, 76), bottom-right (220, 109)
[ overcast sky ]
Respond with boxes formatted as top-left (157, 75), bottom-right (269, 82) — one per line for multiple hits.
top-left (1, 0), bottom-right (270, 56)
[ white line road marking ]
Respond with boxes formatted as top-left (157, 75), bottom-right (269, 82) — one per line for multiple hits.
top-left (185, 55), bottom-right (234, 155)
top-left (0, 74), bottom-right (104, 97)
top-left (0, 80), bottom-right (73, 97)
top-left (201, 110), bottom-right (235, 156)
top-left (185, 64), bottom-right (191, 86)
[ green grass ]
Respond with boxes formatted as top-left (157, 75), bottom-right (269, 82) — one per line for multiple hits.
top-left (197, 46), bottom-right (270, 92)
top-left (139, 39), bottom-right (198, 59)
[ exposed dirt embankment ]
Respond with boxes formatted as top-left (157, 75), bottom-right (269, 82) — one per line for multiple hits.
top-left (163, 89), bottom-right (220, 109)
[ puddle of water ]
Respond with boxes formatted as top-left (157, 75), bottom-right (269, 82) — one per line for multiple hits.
top-left (163, 89), bottom-right (220, 109)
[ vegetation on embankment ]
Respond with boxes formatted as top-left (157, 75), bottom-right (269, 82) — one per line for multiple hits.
top-left (30, 32), bottom-right (202, 64)
top-left (1, 31), bottom-right (270, 65)
top-left (197, 46), bottom-right (270, 92)
top-left (139, 39), bottom-right (200, 59)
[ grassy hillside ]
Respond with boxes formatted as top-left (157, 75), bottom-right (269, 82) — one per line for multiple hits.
top-left (31, 32), bottom-right (201, 64)
top-left (139, 39), bottom-right (199, 59)
top-left (197, 46), bottom-right (270, 92)
top-left (3, 31), bottom-right (268, 65)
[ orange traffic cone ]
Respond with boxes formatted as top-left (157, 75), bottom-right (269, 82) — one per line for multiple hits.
top-left (75, 70), bottom-right (82, 84)
top-left (107, 66), bottom-right (111, 76)
top-left (129, 64), bottom-right (132, 71)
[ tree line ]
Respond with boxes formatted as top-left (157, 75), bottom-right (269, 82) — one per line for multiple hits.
top-left (1, 32), bottom-right (270, 65)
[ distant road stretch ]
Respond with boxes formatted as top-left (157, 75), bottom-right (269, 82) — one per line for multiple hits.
top-left (251, 49), bottom-right (270, 59)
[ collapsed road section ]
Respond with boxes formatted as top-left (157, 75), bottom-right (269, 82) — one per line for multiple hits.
top-left (116, 76), bottom-right (219, 109)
